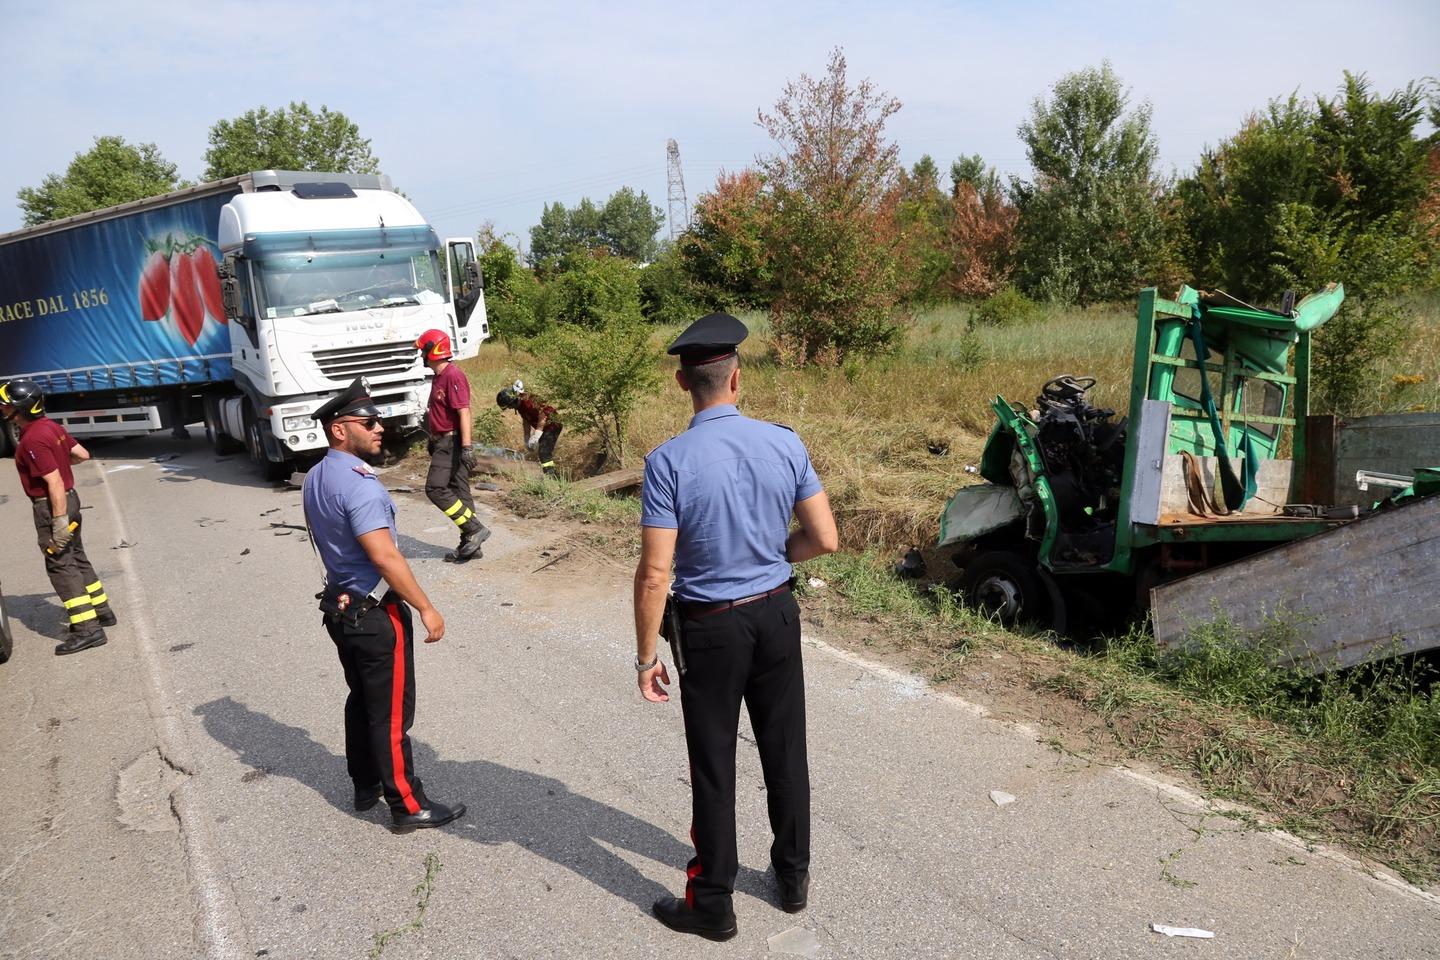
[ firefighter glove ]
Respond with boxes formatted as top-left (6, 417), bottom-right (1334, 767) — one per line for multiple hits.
top-left (49, 515), bottom-right (75, 553)
top-left (459, 446), bottom-right (476, 470)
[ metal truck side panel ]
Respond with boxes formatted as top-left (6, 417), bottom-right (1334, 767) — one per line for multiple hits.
top-left (1151, 495), bottom-right (1440, 671)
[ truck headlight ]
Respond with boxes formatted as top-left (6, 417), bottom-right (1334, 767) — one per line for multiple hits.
top-left (283, 416), bottom-right (315, 431)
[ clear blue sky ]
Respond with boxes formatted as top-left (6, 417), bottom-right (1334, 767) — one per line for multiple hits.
top-left (2, 0), bottom-right (1436, 250)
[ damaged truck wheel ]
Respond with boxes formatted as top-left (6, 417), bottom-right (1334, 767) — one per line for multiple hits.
top-left (959, 550), bottom-right (1066, 632)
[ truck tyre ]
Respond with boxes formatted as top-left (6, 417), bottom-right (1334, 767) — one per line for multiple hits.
top-left (959, 550), bottom-right (1062, 631)
top-left (204, 396), bottom-right (244, 456)
top-left (243, 404), bottom-right (293, 482)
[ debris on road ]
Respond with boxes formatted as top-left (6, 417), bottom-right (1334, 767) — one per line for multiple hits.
top-left (989, 790), bottom-right (1017, 807)
top-left (531, 550), bottom-right (573, 574)
top-left (767, 927), bottom-right (823, 956)
top-left (240, 549), bottom-right (250, 556)
top-left (388, 485), bottom-right (414, 493)
top-left (261, 508), bottom-right (279, 516)
top-left (153, 453), bottom-right (179, 463)
top-left (112, 540), bottom-right (137, 549)
top-left (1151, 924), bottom-right (1216, 939)
top-left (197, 517), bottom-right (226, 527)
top-left (268, 522), bottom-right (306, 532)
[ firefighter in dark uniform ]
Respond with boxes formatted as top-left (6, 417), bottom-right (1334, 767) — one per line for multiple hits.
top-left (496, 380), bottom-right (563, 476)
top-left (633, 314), bottom-right (839, 941)
top-left (415, 329), bottom-right (490, 563)
top-left (1, 379), bottom-right (116, 655)
top-left (303, 377), bottom-right (465, 829)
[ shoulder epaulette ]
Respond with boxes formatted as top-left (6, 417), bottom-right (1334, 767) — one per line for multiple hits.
top-left (766, 422), bottom-right (796, 433)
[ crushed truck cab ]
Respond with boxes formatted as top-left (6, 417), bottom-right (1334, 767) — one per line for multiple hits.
top-left (940, 284), bottom-right (1355, 632)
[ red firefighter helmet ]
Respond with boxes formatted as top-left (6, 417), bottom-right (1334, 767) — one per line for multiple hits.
top-left (415, 329), bottom-right (453, 361)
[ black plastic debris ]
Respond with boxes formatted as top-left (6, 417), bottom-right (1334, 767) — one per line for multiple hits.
top-left (896, 547), bottom-right (927, 579)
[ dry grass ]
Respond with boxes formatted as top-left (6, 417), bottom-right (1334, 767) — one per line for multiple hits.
top-left (461, 294), bottom-right (1439, 556)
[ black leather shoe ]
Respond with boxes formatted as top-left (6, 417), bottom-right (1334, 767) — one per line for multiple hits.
top-left (779, 872), bottom-right (809, 913)
top-left (392, 800), bottom-right (466, 829)
top-left (55, 630), bottom-right (106, 656)
top-left (95, 607), bottom-right (118, 628)
top-left (353, 783), bottom-right (383, 812)
top-left (652, 896), bottom-right (737, 942)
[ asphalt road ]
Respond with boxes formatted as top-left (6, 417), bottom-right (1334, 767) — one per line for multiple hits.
top-left (1, 435), bottom-right (1436, 960)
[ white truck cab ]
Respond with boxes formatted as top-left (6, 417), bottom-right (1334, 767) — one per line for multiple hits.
top-left (209, 171), bottom-right (486, 478)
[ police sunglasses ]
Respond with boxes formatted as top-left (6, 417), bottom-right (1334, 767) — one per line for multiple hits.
top-left (337, 416), bottom-right (382, 430)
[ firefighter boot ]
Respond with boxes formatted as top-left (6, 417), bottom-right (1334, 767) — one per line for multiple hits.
top-left (56, 627), bottom-right (106, 656)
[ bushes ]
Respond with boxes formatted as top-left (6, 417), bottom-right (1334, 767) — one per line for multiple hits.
top-left (971, 286), bottom-right (1039, 327)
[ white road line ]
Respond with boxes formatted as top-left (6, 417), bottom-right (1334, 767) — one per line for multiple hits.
top-left (95, 461), bottom-right (252, 959)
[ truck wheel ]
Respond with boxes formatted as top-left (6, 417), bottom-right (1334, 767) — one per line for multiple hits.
top-left (959, 550), bottom-right (1060, 631)
top-left (244, 405), bottom-right (293, 482)
top-left (204, 397), bottom-right (244, 455)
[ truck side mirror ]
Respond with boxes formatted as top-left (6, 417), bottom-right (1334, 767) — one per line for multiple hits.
top-left (465, 260), bottom-right (482, 290)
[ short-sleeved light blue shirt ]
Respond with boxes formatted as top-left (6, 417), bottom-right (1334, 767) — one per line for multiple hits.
top-left (642, 404), bottom-right (823, 603)
top-left (302, 448), bottom-right (398, 595)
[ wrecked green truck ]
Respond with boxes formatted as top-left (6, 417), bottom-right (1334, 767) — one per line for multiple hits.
top-left (938, 284), bottom-right (1440, 669)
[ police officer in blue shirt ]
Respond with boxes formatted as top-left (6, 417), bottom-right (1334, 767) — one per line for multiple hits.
top-left (634, 314), bottom-right (839, 941)
top-left (303, 377), bottom-right (465, 829)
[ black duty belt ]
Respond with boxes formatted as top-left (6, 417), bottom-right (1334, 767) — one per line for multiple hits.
top-left (317, 583), bottom-right (394, 625)
top-left (679, 581), bottom-right (792, 620)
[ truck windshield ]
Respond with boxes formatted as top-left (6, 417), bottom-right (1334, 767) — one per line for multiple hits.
top-left (246, 227), bottom-right (447, 318)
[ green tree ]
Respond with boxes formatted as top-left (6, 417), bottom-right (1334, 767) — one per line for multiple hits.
top-left (476, 225), bottom-right (543, 346)
top-left (1011, 62), bottom-right (1166, 305)
top-left (758, 48), bottom-right (909, 364)
top-left (527, 189), bottom-right (663, 268)
top-left (639, 242), bottom-right (708, 326)
top-left (892, 155), bottom-right (951, 303)
top-left (536, 252), bottom-right (643, 329)
top-left (677, 169), bottom-right (774, 308)
top-left (599, 187), bottom-right (665, 261)
top-left (17, 136), bottom-right (183, 226)
top-left (531, 293), bottom-right (661, 467)
top-left (203, 102), bottom-right (380, 180)
top-left (950, 153), bottom-right (1001, 198)
top-left (1178, 73), bottom-right (1435, 412)
top-left (532, 317), bottom-right (661, 468)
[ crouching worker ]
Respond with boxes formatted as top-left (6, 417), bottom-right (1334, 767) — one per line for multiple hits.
top-left (496, 380), bottom-right (563, 477)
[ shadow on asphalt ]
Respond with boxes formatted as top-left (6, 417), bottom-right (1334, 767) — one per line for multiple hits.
top-left (194, 696), bottom-right (774, 913)
top-left (3, 591), bottom-right (63, 645)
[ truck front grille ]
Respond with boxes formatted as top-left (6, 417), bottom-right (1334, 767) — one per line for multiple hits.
top-left (312, 342), bottom-right (419, 382)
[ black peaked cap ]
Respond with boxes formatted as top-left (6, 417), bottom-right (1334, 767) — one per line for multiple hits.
top-left (666, 312), bottom-right (749, 365)
top-left (314, 377), bottom-right (382, 423)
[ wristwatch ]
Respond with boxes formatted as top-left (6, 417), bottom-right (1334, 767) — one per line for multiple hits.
top-left (634, 654), bottom-right (658, 672)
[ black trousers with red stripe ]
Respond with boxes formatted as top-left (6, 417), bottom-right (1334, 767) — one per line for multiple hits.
top-left (325, 598), bottom-right (426, 816)
top-left (678, 590), bottom-right (810, 916)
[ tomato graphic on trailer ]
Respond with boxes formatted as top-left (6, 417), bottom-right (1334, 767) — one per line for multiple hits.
top-left (137, 234), bottom-right (227, 345)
